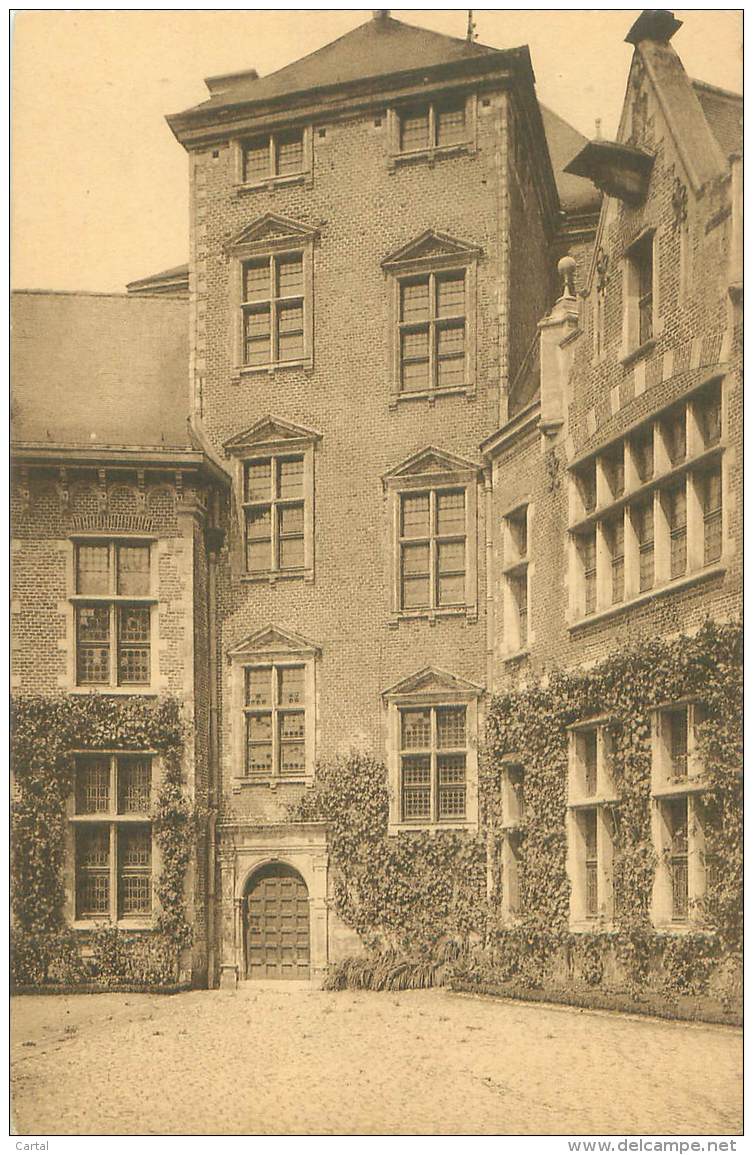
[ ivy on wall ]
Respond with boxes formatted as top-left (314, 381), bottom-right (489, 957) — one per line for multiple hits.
top-left (293, 620), bottom-right (741, 996)
top-left (10, 694), bottom-right (196, 986)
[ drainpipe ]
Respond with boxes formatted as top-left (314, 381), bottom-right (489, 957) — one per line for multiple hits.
top-left (205, 488), bottom-right (223, 988)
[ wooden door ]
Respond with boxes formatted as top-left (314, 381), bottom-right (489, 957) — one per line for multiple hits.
top-left (245, 865), bottom-right (310, 979)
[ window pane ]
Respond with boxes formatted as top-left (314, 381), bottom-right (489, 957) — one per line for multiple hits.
top-left (667, 709), bottom-right (688, 779)
top-left (76, 757), bottom-right (110, 814)
top-left (117, 606), bottom-right (150, 684)
top-left (401, 280), bottom-right (430, 323)
top-left (246, 506), bottom-right (271, 541)
top-left (246, 540), bottom-right (271, 573)
top-left (402, 576), bottom-right (430, 609)
top-left (278, 304), bottom-right (304, 361)
top-left (633, 427), bottom-right (654, 482)
top-left (117, 544), bottom-right (150, 596)
top-left (243, 140), bottom-right (270, 182)
top-left (246, 729), bottom-right (273, 775)
top-left (401, 493), bottom-right (430, 538)
top-left (603, 447), bottom-right (624, 498)
top-left (703, 467), bottom-right (722, 564)
top-left (279, 503), bottom-right (304, 536)
top-left (246, 461), bottom-right (272, 502)
top-left (76, 827), bottom-right (110, 917)
top-left (277, 255), bottom-right (304, 296)
top-left (280, 711), bottom-right (305, 740)
top-left (436, 490), bottom-right (465, 535)
top-left (278, 457), bottom-right (304, 499)
top-left (276, 131), bottom-right (304, 175)
top-left (664, 409), bottom-right (686, 465)
top-left (279, 666), bottom-right (305, 705)
top-left (247, 713), bottom-right (273, 744)
top-left (699, 391), bottom-right (721, 447)
top-left (437, 707), bottom-right (465, 749)
top-left (246, 668), bottom-right (272, 706)
top-left (76, 544), bottom-right (110, 594)
top-left (401, 708), bottom-right (431, 750)
top-left (401, 357), bottom-right (430, 392)
top-left (400, 109), bottom-right (430, 151)
top-left (666, 483), bottom-right (687, 579)
top-left (402, 543), bottom-right (430, 574)
top-left (280, 741), bottom-right (306, 776)
top-left (582, 730), bottom-right (598, 795)
top-left (438, 754), bottom-right (466, 818)
top-left (244, 308), bottom-right (271, 365)
top-left (77, 606), bottom-right (110, 684)
top-left (436, 103), bottom-right (466, 146)
top-left (401, 328), bottom-right (430, 359)
top-left (438, 574), bottom-right (465, 606)
top-left (436, 274), bottom-right (465, 318)
top-left (77, 603), bottom-right (110, 640)
top-left (635, 500), bottom-right (654, 592)
top-left (608, 516), bottom-right (624, 604)
top-left (437, 540), bottom-right (465, 574)
top-left (118, 757), bottom-right (151, 813)
top-left (401, 755), bottom-right (431, 819)
top-left (437, 323), bottom-right (465, 387)
top-left (244, 261), bottom-right (270, 301)
top-left (580, 532), bottom-right (597, 616)
top-left (119, 826), bottom-right (152, 917)
top-left (279, 536), bottom-right (304, 570)
top-left (511, 573), bottom-right (528, 646)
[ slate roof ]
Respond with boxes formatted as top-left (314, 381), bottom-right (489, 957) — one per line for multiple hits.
top-left (539, 106), bottom-right (599, 214)
top-left (11, 291), bottom-right (190, 450)
top-left (186, 15), bottom-right (505, 113)
top-left (692, 79), bottom-right (742, 159)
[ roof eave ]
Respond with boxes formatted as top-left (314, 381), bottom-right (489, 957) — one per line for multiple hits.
top-left (11, 443), bottom-right (231, 486)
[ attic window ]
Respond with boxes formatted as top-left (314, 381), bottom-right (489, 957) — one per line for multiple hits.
top-left (389, 95), bottom-right (476, 168)
top-left (238, 128), bottom-right (309, 186)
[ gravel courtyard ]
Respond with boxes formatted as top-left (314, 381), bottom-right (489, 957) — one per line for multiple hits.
top-left (12, 985), bottom-right (742, 1136)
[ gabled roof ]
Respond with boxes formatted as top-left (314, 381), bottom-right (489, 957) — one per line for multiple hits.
top-left (540, 106), bottom-right (600, 215)
top-left (11, 291), bottom-right (190, 451)
top-left (126, 264), bottom-right (189, 298)
top-left (185, 14), bottom-right (505, 114)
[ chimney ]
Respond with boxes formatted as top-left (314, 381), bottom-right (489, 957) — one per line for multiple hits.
top-left (372, 10), bottom-right (390, 20)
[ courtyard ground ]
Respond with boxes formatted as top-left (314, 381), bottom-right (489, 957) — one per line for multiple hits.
top-left (11, 984), bottom-right (742, 1135)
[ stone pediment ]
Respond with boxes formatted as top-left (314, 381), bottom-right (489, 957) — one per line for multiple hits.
top-left (382, 666), bottom-right (484, 701)
top-left (226, 212), bottom-right (318, 253)
top-left (228, 625), bottom-right (321, 660)
top-left (381, 229), bottom-right (481, 270)
top-left (383, 446), bottom-right (481, 487)
top-left (224, 416), bottom-right (322, 455)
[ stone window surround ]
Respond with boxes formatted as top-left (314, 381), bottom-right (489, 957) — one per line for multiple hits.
top-left (231, 124), bottom-right (313, 192)
top-left (498, 755), bottom-right (525, 923)
top-left (500, 500), bottom-right (534, 660)
top-left (227, 627), bottom-right (320, 790)
top-left (383, 451), bottom-right (481, 626)
top-left (566, 717), bottom-right (617, 930)
top-left (228, 224), bottom-right (315, 376)
top-left (382, 668), bottom-right (483, 836)
top-left (65, 533), bottom-right (159, 696)
top-left (382, 241), bottom-right (480, 406)
top-left (387, 91), bottom-right (478, 169)
top-left (225, 421), bottom-right (319, 586)
top-left (64, 749), bottom-right (161, 932)
top-left (567, 374), bottom-right (727, 630)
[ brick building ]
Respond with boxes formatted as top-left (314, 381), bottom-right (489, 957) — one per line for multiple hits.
top-left (11, 11), bottom-right (741, 991)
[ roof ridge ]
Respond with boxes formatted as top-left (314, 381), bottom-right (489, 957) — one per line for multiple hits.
top-left (690, 77), bottom-right (742, 102)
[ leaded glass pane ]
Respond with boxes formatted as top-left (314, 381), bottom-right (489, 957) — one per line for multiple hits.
top-left (280, 742), bottom-right (306, 776)
top-left (247, 714), bottom-right (273, 744)
top-left (401, 494), bottom-right (430, 537)
top-left (246, 667), bottom-right (272, 706)
top-left (278, 503), bottom-right (303, 534)
top-left (401, 755), bottom-right (431, 819)
top-left (244, 260), bottom-right (270, 301)
top-left (436, 490), bottom-right (465, 535)
top-left (117, 544), bottom-right (150, 596)
top-left (279, 536), bottom-right (304, 570)
top-left (436, 273), bottom-right (465, 317)
top-left (278, 304), bottom-right (304, 361)
top-left (436, 103), bottom-right (466, 145)
top-left (279, 666), bottom-right (304, 705)
top-left (400, 109), bottom-right (429, 151)
top-left (246, 460), bottom-right (272, 502)
top-left (401, 279), bottom-right (430, 323)
top-left (276, 131), bottom-right (304, 175)
top-left (401, 709), bottom-right (431, 750)
top-left (437, 707), bottom-right (465, 749)
top-left (277, 255), bottom-right (304, 296)
top-left (243, 140), bottom-right (270, 182)
top-left (703, 468), bottom-right (722, 564)
top-left (280, 711), bottom-right (305, 740)
top-left (246, 539), bottom-right (271, 573)
top-left (278, 458), bottom-right (304, 499)
top-left (76, 758), bottom-right (110, 814)
top-left (76, 544), bottom-right (110, 595)
top-left (118, 757), bottom-right (151, 813)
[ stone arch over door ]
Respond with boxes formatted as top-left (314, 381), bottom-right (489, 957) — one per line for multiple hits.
top-left (243, 861), bottom-right (311, 980)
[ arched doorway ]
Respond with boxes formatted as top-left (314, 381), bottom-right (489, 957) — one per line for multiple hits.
top-left (244, 862), bottom-right (311, 980)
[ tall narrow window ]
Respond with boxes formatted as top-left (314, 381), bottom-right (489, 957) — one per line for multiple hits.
top-left (502, 505), bottom-right (530, 653)
top-left (627, 231), bottom-right (654, 349)
top-left (579, 531), bottom-right (597, 616)
top-left (665, 482), bottom-right (687, 579)
top-left (399, 488), bottom-right (466, 611)
top-left (702, 466), bottom-right (723, 564)
top-left (666, 796), bottom-right (689, 921)
top-left (632, 425), bottom-right (654, 484)
top-left (606, 514), bottom-right (624, 603)
top-left (399, 704), bottom-right (467, 823)
top-left (73, 541), bottom-right (152, 689)
top-left (244, 455), bottom-right (305, 575)
top-left (583, 809), bottom-right (599, 919)
top-left (634, 498), bottom-right (654, 592)
top-left (696, 382), bottom-right (722, 448)
top-left (662, 407), bottom-right (687, 467)
top-left (399, 272), bottom-right (466, 392)
top-left (242, 254), bottom-right (305, 368)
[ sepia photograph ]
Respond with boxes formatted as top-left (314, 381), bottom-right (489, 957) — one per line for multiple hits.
top-left (10, 6), bottom-right (743, 1139)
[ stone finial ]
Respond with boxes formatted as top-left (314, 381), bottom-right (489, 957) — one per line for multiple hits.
top-left (557, 254), bottom-right (577, 299)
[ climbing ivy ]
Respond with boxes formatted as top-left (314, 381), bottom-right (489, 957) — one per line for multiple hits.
top-left (10, 693), bottom-right (196, 986)
top-left (293, 620), bottom-right (741, 997)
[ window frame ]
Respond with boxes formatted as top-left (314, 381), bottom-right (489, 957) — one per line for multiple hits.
top-left (67, 751), bottom-right (156, 928)
top-left (622, 228), bottom-right (657, 358)
top-left (500, 502), bottom-right (532, 657)
top-left (243, 661), bottom-right (310, 781)
top-left (383, 669), bottom-right (482, 835)
top-left (566, 719), bottom-right (617, 928)
top-left (384, 451), bottom-right (480, 625)
top-left (69, 536), bottom-right (156, 692)
top-left (232, 126), bottom-right (313, 190)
